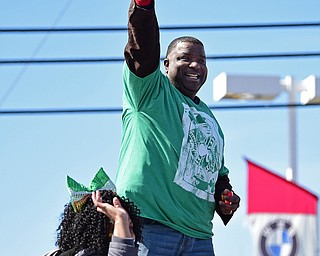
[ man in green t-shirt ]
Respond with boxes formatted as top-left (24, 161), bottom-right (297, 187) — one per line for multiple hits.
top-left (115, 0), bottom-right (241, 255)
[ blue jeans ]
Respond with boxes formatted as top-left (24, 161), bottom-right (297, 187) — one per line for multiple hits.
top-left (138, 219), bottom-right (215, 256)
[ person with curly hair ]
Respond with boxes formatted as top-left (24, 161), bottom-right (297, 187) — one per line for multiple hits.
top-left (44, 168), bottom-right (142, 256)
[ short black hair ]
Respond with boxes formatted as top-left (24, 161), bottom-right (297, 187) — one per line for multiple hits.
top-left (166, 36), bottom-right (204, 57)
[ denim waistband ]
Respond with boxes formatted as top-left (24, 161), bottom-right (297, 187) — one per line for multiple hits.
top-left (140, 217), bottom-right (161, 225)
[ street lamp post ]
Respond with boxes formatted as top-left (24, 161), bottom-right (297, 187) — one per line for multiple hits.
top-left (283, 76), bottom-right (297, 181)
top-left (213, 72), bottom-right (320, 182)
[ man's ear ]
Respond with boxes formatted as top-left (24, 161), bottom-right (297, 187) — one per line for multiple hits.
top-left (164, 58), bottom-right (169, 73)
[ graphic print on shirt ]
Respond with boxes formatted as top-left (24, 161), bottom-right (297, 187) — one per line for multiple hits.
top-left (174, 103), bottom-right (223, 202)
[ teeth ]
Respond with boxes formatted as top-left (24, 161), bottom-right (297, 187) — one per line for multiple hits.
top-left (187, 74), bottom-right (199, 78)
top-left (187, 74), bottom-right (199, 80)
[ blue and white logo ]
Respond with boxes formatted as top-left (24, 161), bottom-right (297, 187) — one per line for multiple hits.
top-left (260, 219), bottom-right (297, 256)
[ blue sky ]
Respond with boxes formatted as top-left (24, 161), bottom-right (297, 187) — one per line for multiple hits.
top-left (0, 0), bottom-right (319, 255)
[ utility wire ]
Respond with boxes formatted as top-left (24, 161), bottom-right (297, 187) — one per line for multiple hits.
top-left (0, 0), bottom-right (75, 108)
top-left (1, 52), bottom-right (319, 65)
top-left (1, 103), bottom-right (319, 116)
top-left (1, 22), bottom-right (319, 33)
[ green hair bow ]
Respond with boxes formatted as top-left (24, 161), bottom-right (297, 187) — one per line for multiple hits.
top-left (66, 167), bottom-right (116, 213)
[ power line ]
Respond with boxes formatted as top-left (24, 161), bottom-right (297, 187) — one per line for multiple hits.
top-left (1, 22), bottom-right (319, 33)
top-left (0, 0), bottom-right (75, 108)
top-left (1, 103), bottom-right (319, 116)
top-left (0, 57), bottom-right (123, 65)
top-left (1, 52), bottom-right (319, 65)
top-left (0, 107), bottom-right (122, 115)
top-left (208, 52), bottom-right (320, 60)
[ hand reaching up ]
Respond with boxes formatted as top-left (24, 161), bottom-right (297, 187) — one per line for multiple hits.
top-left (92, 191), bottom-right (134, 239)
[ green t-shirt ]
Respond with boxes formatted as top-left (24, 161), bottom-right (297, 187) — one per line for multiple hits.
top-left (115, 64), bottom-right (229, 239)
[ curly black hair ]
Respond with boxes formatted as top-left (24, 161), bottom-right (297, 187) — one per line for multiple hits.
top-left (56, 190), bottom-right (142, 255)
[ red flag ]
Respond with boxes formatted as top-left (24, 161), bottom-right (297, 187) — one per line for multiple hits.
top-left (246, 159), bottom-right (318, 256)
top-left (247, 159), bottom-right (317, 214)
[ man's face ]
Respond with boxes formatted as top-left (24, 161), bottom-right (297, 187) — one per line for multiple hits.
top-left (164, 41), bottom-right (208, 100)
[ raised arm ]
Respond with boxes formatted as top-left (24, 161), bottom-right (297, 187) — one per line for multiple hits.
top-left (124, 0), bottom-right (160, 77)
top-left (92, 191), bottom-right (134, 239)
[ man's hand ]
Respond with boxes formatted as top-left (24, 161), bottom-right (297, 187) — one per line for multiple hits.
top-left (218, 189), bottom-right (240, 215)
top-left (92, 191), bottom-right (134, 238)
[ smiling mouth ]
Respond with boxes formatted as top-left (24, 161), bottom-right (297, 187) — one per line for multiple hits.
top-left (186, 74), bottom-right (200, 80)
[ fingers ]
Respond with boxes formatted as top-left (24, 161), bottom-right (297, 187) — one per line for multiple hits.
top-left (219, 189), bottom-right (240, 215)
top-left (113, 197), bottom-right (122, 208)
top-left (112, 197), bottom-right (129, 221)
top-left (92, 191), bottom-right (103, 207)
top-left (96, 190), bottom-right (102, 202)
top-left (219, 201), bottom-right (232, 215)
top-left (221, 190), bottom-right (233, 205)
top-left (92, 191), bottom-right (116, 217)
top-left (91, 192), bottom-right (134, 239)
top-left (91, 192), bottom-right (130, 220)
top-left (92, 191), bottom-right (98, 205)
top-left (221, 189), bottom-right (240, 204)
